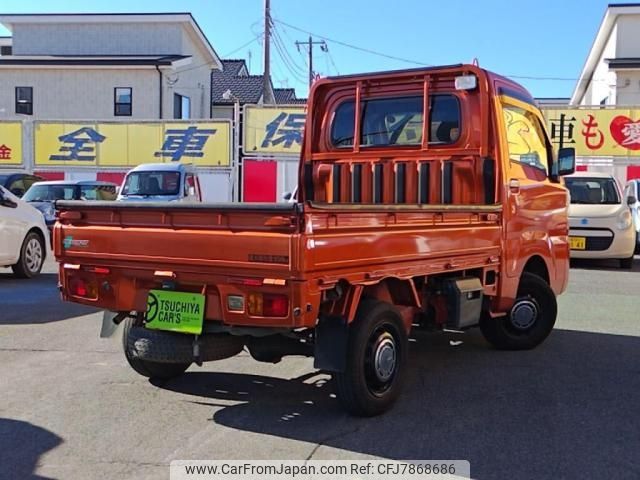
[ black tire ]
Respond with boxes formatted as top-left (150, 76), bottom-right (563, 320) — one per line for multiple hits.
top-left (122, 318), bottom-right (191, 379)
top-left (620, 255), bottom-right (634, 269)
top-left (480, 272), bottom-right (557, 350)
top-left (12, 231), bottom-right (45, 278)
top-left (334, 299), bottom-right (408, 417)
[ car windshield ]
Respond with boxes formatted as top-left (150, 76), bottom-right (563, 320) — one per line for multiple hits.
top-left (121, 171), bottom-right (180, 196)
top-left (79, 185), bottom-right (117, 201)
top-left (565, 177), bottom-right (621, 205)
top-left (23, 184), bottom-right (78, 202)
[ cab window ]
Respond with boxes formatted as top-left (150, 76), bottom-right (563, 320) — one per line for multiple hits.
top-left (331, 94), bottom-right (460, 148)
top-left (502, 104), bottom-right (549, 173)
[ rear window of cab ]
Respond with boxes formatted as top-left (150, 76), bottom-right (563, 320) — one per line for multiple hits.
top-left (331, 94), bottom-right (461, 148)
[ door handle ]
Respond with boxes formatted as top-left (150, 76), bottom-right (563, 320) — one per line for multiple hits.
top-left (509, 179), bottom-right (520, 194)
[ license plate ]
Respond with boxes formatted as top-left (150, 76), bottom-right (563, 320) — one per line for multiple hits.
top-left (145, 290), bottom-right (205, 335)
top-left (569, 236), bottom-right (586, 250)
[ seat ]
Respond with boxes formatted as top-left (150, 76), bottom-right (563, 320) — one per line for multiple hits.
top-left (147, 177), bottom-right (161, 195)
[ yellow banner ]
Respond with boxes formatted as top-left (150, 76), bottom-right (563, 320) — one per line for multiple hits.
top-left (243, 105), bottom-right (305, 155)
top-left (35, 121), bottom-right (231, 167)
top-left (543, 108), bottom-right (640, 157)
top-left (0, 122), bottom-right (23, 166)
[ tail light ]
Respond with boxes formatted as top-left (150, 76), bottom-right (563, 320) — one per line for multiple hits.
top-left (248, 293), bottom-right (289, 317)
top-left (69, 276), bottom-right (98, 299)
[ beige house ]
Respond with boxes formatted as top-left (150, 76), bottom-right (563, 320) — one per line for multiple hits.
top-left (0, 13), bottom-right (221, 120)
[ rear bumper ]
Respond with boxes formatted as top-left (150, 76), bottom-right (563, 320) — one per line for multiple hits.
top-left (58, 265), bottom-right (320, 329)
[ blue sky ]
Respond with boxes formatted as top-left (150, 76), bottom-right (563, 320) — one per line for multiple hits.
top-left (0, 0), bottom-right (615, 99)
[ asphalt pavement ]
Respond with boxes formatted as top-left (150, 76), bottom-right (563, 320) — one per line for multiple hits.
top-left (0, 258), bottom-right (639, 480)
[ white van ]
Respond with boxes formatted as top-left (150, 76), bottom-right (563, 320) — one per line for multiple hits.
top-left (565, 173), bottom-right (636, 269)
top-left (117, 163), bottom-right (202, 203)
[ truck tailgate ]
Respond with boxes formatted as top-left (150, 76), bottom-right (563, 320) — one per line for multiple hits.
top-left (54, 201), bottom-right (300, 275)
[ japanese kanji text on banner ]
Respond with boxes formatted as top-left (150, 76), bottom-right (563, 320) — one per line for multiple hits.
top-left (543, 108), bottom-right (640, 157)
top-left (34, 121), bottom-right (231, 167)
top-left (243, 105), bottom-right (305, 155)
top-left (0, 121), bottom-right (23, 166)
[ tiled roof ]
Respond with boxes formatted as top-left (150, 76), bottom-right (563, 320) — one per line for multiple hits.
top-left (212, 59), bottom-right (307, 105)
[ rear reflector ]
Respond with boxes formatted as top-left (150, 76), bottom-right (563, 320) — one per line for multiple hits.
top-left (69, 277), bottom-right (97, 299)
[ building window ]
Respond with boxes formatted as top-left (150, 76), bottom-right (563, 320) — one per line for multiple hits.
top-left (15, 87), bottom-right (33, 115)
top-left (114, 87), bottom-right (132, 116)
top-left (0, 46), bottom-right (12, 56)
top-left (173, 93), bottom-right (190, 119)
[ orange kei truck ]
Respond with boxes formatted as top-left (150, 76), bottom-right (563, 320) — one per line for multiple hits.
top-left (55, 65), bottom-right (576, 416)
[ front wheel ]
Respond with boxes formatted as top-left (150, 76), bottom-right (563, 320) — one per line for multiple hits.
top-left (12, 231), bottom-right (44, 278)
top-left (480, 273), bottom-right (557, 350)
top-left (334, 299), bottom-right (408, 417)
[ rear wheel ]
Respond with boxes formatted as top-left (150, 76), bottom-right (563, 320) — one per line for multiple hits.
top-left (122, 318), bottom-right (191, 380)
top-left (480, 273), bottom-right (557, 350)
top-left (12, 231), bottom-right (44, 278)
top-left (334, 299), bottom-right (408, 417)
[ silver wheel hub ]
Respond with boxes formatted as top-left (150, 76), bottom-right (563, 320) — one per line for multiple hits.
top-left (510, 299), bottom-right (538, 330)
top-left (25, 238), bottom-right (42, 272)
top-left (373, 336), bottom-right (396, 382)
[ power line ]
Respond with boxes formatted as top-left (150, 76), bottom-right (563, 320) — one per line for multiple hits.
top-left (272, 17), bottom-right (429, 67)
top-left (271, 22), bottom-right (308, 76)
top-left (222, 34), bottom-right (263, 57)
top-left (271, 17), bottom-right (617, 84)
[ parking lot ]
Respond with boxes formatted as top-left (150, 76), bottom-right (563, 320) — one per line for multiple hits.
top-left (1, 258), bottom-right (639, 480)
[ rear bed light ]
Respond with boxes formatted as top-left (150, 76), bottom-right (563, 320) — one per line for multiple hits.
top-left (248, 293), bottom-right (289, 317)
top-left (86, 266), bottom-right (110, 274)
top-left (63, 263), bottom-right (81, 270)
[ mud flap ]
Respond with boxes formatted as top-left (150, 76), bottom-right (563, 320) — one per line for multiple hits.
top-left (313, 315), bottom-right (348, 372)
top-left (100, 311), bottom-right (126, 338)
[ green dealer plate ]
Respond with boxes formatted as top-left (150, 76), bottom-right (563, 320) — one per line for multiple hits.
top-left (145, 290), bottom-right (205, 335)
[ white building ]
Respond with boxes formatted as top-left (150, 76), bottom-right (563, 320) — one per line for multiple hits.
top-left (571, 3), bottom-right (640, 181)
top-left (0, 13), bottom-right (221, 120)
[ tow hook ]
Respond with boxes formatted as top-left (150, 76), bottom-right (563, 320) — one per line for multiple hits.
top-left (193, 335), bottom-right (202, 366)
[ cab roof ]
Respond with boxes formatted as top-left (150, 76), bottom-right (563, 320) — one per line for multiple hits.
top-left (128, 163), bottom-right (189, 172)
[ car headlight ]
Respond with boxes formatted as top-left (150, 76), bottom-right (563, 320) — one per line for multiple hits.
top-left (616, 209), bottom-right (632, 230)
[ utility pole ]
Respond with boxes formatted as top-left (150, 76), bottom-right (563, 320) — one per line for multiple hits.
top-left (262, 0), bottom-right (275, 104)
top-left (296, 37), bottom-right (327, 87)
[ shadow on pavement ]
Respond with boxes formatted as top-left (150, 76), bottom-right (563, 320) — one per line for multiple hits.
top-left (570, 255), bottom-right (640, 272)
top-left (0, 273), bottom-right (98, 325)
top-left (0, 418), bottom-right (62, 480)
top-left (157, 329), bottom-right (640, 480)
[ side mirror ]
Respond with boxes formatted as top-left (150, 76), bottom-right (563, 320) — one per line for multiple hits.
top-left (557, 147), bottom-right (576, 176)
top-left (628, 195), bottom-right (637, 206)
top-left (283, 191), bottom-right (292, 201)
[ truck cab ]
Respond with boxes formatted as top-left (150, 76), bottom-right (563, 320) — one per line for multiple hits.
top-left (55, 65), bottom-right (575, 416)
top-left (117, 163), bottom-right (202, 203)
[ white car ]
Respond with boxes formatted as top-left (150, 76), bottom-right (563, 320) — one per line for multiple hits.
top-left (565, 173), bottom-right (636, 269)
top-left (0, 185), bottom-right (49, 278)
top-left (625, 178), bottom-right (640, 253)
